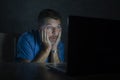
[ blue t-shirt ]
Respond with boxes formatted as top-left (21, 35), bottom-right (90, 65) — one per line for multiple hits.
top-left (16, 30), bottom-right (64, 62)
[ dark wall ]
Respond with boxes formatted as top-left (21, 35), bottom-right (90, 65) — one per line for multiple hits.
top-left (0, 0), bottom-right (120, 61)
top-left (0, 0), bottom-right (120, 32)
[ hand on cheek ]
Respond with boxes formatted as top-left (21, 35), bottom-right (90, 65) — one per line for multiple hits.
top-left (52, 29), bottom-right (62, 50)
top-left (41, 26), bottom-right (52, 51)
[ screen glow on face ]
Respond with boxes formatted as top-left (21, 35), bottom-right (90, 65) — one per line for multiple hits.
top-left (46, 25), bottom-right (61, 43)
top-left (46, 25), bottom-right (61, 34)
top-left (43, 18), bottom-right (61, 43)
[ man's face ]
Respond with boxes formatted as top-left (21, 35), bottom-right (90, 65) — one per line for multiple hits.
top-left (41, 18), bottom-right (61, 44)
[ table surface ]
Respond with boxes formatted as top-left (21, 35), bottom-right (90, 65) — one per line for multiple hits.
top-left (0, 63), bottom-right (73, 80)
top-left (1, 63), bottom-right (120, 80)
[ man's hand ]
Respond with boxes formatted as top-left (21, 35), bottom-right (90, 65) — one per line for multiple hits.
top-left (41, 27), bottom-right (52, 51)
top-left (52, 28), bottom-right (62, 51)
top-left (32, 27), bottom-right (52, 63)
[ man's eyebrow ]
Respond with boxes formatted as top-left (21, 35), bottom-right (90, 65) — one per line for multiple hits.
top-left (58, 24), bottom-right (61, 27)
top-left (46, 23), bottom-right (51, 25)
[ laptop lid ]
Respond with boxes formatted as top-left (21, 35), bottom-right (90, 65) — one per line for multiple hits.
top-left (67, 16), bottom-right (120, 76)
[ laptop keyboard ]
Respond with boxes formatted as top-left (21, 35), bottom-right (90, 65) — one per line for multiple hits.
top-left (46, 63), bottom-right (66, 72)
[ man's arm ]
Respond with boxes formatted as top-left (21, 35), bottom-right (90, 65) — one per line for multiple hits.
top-left (32, 27), bottom-right (52, 63)
top-left (51, 49), bottom-right (60, 63)
top-left (17, 49), bottom-right (51, 63)
top-left (32, 48), bottom-right (51, 63)
top-left (16, 27), bottom-right (52, 63)
top-left (17, 50), bottom-right (50, 63)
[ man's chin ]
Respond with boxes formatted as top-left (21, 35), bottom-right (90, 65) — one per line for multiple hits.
top-left (51, 41), bottom-right (55, 45)
top-left (49, 40), bottom-right (56, 45)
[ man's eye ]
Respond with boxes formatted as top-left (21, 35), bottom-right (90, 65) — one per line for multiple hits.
top-left (47, 26), bottom-right (52, 29)
top-left (57, 26), bottom-right (61, 29)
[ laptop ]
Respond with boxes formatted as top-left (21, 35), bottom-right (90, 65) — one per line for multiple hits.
top-left (67, 16), bottom-right (120, 76)
top-left (46, 63), bottom-right (67, 74)
top-left (46, 16), bottom-right (120, 77)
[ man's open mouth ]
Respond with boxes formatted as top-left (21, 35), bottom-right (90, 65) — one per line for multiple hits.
top-left (49, 37), bottom-right (57, 41)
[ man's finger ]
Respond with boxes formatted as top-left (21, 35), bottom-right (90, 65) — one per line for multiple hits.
top-left (44, 27), bottom-right (47, 43)
top-left (46, 29), bottom-right (50, 43)
top-left (41, 30), bottom-right (43, 42)
top-left (43, 27), bottom-right (46, 43)
top-left (57, 30), bottom-right (62, 41)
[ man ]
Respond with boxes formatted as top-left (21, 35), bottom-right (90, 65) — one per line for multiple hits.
top-left (16, 9), bottom-right (64, 63)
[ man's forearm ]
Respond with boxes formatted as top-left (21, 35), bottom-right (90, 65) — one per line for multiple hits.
top-left (32, 49), bottom-right (51, 63)
top-left (32, 48), bottom-right (60, 63)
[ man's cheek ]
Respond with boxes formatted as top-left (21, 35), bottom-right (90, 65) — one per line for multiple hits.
top-left (46, 30), bottom-right (51, 36)
top-left (56, 31), bottom-right (60, 36)
top-left (48, 32), bottom-right (52, 37)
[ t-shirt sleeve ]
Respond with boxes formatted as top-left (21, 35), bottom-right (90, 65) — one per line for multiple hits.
top-left (16, 33), bottom-right (34, 61)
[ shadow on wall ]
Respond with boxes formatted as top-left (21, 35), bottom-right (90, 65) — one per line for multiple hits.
top-left (0, 33), bottom-right (19, 63)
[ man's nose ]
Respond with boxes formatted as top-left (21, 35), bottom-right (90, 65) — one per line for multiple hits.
top-left (52, 28), bottom-right (57, 34)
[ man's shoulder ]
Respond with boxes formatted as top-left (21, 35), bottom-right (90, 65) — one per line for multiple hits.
top-left (19, 30), bottom-right (38, 41)
top-left (20, 32), bottom-right (33, 39)
top-left (17, 30), bottom-right (38, 47)
top-left (17, 31), bottom-right (37, 46)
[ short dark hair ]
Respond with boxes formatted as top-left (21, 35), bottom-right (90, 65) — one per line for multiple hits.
top-left (38, 9), bottom-right (62, 25)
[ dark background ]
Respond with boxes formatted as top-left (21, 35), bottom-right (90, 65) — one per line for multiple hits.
top-left (0, 0), bottom-right (120, 33)
top-left (0, 0), bottom-right (120, 62)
